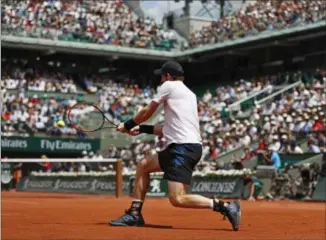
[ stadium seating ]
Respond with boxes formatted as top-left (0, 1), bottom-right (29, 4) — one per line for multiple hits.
top-left (1, 0), bottom-right (326, 176)
top-left (2, 0), bottom-right (325, 52)
top-left (2, 52), bottom-right (325, 172)
top-left (1, 0), bottom-right (176, 51)
top-left (189, 0), bottom-right (326, 48)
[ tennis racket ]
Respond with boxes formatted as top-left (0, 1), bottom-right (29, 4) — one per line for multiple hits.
top-left (67, 102), bottom-right (118, 133)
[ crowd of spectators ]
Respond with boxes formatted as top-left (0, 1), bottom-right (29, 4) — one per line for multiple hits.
top-left (189, 0), bottom-right (326, 48)
top-left (2, 59), bottom-right (79, 93)
top-left (2, 1), bottom-right (325, 52)
top-left (1, 60), bottom-right (80, 137)
top-left (1, 0), bottom-right (177, 51)
top-left (1, 59), bottom-right (156, 138)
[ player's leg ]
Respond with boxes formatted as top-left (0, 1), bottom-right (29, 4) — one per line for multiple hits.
top-left (247, 182), bottom-right (256, 201)
top-left (168, 181), bottom-right (212, 208)
top-left (132, 151), bottom-right (162, 201)
top-left (167, 181), bottom-right (241, 231)
top-left (163, 143), bottom-right (241, 231)
top-left (109, 152), bottom-right (161, 226)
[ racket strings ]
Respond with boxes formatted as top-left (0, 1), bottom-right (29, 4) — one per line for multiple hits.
top-left (69, 104), bottom-right (105, 132)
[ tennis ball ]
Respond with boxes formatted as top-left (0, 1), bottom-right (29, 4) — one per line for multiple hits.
top-left (57, 120), bottom-right (65, 128)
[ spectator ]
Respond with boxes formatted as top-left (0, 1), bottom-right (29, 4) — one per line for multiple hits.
top-left (307, 140), bottom-right (321, 153)
top-left (262, 148), bottom-right (281, 170)
top-left (269, 135), bottom-right (281, 152)
top-left (287, 141), bottom-right (304, 154)
top-left (41, 155), bottom-right (52, 172)
top-left (239, 146), bottom-right (255, 162)
top-left (13, 162), bottom-right (22, 190)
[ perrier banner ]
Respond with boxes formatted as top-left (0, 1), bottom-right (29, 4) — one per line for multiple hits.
top-left (1, 136), bottom-right (100, 154)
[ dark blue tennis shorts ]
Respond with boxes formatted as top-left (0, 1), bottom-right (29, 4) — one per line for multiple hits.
top-left (158, 143), bottom-right (202, 185)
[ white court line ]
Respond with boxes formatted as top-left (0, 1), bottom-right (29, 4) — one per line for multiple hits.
top-left (256, 202), bottom-right (325, 211)
top-left (2, 200), bottom-right (39, 205)
top-left (1, 213), bottom-right (20, 216)
top-left (1, 158), bottom-right (118, 163)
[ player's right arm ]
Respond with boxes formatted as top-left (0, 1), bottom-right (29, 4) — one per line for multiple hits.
top-left (129, 124), bottom-right (163, 136)
top-left (117, 82), bottom-right (170, 133)
top-left (153, 124), bottom-right (163, 136)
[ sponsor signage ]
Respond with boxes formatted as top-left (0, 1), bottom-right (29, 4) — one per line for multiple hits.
top-left (189, 177), bottom-right (244, 197)
top-left (17, 176), bottom-right (130, 195)
top-left (129, 176), bottom-right (168, 197)
top-left (312, 176), bottom-right (326, 201)
top-left (130, 176), bottom-right (244, 198)
top-left (1, 162), bottom-right (13, 186)
top-left (17, 175), bottom-right (246, 198)
top-left (1, 136), bottom-right (100, 154)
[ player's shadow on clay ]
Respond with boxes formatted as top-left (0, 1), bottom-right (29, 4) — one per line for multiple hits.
top-left (100, 223), bottom-right (232, 231)
top-left (143, 224), bottom-right (233, 231)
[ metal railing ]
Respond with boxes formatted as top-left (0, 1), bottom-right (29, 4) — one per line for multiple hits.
top-left (256, 81), bottom-right (302, 106)
top-left (228, 86), bottom-right (274, 113)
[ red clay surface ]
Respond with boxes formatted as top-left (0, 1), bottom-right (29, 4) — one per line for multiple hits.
top-left (2, 191), bottom-right (325, 240)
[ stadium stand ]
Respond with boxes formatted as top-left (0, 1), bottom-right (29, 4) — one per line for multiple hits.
top-left (1, 0), bottom-right (177, 51)
top-left (2, 0), bottom-right (325, 51)
top-left (2, 53), bottom-right (325, 173)
top-left (189, 0), bottom-right (326, 48)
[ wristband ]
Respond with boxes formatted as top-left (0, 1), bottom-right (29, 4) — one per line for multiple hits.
top-left (139, 125), bottom-right (154, 135)
top-left (124, 119), bottom-right (137, 131)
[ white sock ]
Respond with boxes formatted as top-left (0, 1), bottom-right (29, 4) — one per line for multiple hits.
top-left (210, 199), bottom-right (214, 209)
top-left (212, 199), bottom-right (228, 209)
top-left (133, 199), bottom-right (143, 202)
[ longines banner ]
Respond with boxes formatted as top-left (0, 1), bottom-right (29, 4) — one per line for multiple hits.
top-left (1, 136), bottom-right (100, 154)
top-left (189, 177), bottom-right (244, 197)
top-left (17, 176), bottom-right (130, 195)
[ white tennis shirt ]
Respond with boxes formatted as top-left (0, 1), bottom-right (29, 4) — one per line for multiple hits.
top-left (152, 81), bottom-right (202, 146)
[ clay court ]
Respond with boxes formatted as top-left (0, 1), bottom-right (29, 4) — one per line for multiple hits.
top-left (2, 192), bottom-right (325, 240)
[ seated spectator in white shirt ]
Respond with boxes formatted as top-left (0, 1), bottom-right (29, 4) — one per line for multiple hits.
top-left (35, 117), bottom-right (46, 132)
top-left (270, 135), bottom-right (281, 152)
top-left (287, 142), bottom-right (303, 154)
top-left (307, 140), bottom-right (321, 153)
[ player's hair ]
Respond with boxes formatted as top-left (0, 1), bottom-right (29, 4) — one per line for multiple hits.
top-left (171, 75), bottom-right (184, 81)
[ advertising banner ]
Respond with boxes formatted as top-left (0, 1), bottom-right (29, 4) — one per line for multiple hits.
top-left (312, 177), bottom-right (326, 201)
top-left (1, 162), bottom-right (13, 190)
top-left (189, 177), bottom-right (244, 197)
top-left (17, 175), bottom-right (245, 198)
top-left (1, 136), bottom-right (100, 154)
top-left (17, 176), bottom-right (130, 195)
top-left (129, 175), bottom-right (168, 197)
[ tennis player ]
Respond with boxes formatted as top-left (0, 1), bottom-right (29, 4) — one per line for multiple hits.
top-left (110, 61), bottom-right (241, 231)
